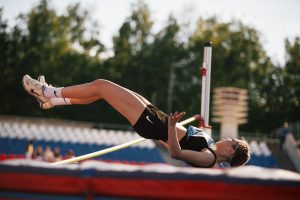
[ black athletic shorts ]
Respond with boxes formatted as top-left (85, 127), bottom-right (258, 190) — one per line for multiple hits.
top-left (133, 104), bottom-right (168, 142)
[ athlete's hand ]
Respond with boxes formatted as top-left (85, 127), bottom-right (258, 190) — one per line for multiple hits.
top-left (168, 112), bottom-right (185, 127)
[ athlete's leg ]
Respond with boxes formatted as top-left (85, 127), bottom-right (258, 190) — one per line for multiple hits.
top-left (50, 92), bottom-right (148, 106)
top-left (71, 89), bottom-right (151, 105)
top-left (68, 90), bottom-right (151, 105)
top-left (60, 79), bottom-right (147, 125)
top-left (41, 74), bottom-right (151, 106)
top-left (37, 76), bottom-right (101, 107)
top-left (69, 96), bottom-right (100, 104)
top-left (130, 91), bottom-right (151, 105)
top-left (23, 75), bottom-right (148, 125)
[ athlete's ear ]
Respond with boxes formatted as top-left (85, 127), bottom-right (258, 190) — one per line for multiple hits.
top-left (228, 147), bottom-right (235, 154)
top-left (228, 143), bottom-right (237, 155)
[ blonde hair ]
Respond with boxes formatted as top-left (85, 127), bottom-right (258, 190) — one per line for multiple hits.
top-left (230, 139), bottom-right (250, 167)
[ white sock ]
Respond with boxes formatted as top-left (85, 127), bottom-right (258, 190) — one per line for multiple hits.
top-left (43, 86), bottom-right (64, 98)
top-left (50, 98), bottom-right (71, 106)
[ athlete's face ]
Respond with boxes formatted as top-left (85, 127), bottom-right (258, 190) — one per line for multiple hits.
top-left (216, 137), bottom-right (239, 155)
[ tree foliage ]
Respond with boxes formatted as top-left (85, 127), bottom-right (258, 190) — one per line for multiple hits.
top-left (282, 37), bottom-right (300, 121)
top-left (0, 0), bottom-right (299, 134)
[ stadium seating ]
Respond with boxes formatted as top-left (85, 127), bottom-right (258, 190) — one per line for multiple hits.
top-left (0, 119), bottom-right (280, 168)
top-left (247, 140), bottom-right (279, 168)
top-left (0, 120), bottom-right (164, 164)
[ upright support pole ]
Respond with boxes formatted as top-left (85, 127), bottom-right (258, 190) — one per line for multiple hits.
top-left (200, 42), bottom-right (212, 135)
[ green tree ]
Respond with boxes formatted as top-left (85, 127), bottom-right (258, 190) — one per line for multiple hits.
top-left (253, 37), bottom-right (300, 132)
top-left (108, 4), bottom-right (189, 120)
top-left (143, 15), bottom-right (188, 112)
top-left (109, 0), bottom-right (153, 86)
top-left (0, 0), bottom-right (105, 122)
top-left (283, 37), bottom-right (300, 122)
top-left (188, 17), bottom-right (275, 132)
top-left (1, 0), bottom-right (297, 134)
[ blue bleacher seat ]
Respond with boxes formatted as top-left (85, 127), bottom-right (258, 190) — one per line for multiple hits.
top-left (1, 134), bottom-right (164, 164)
top-left (246, 154), bottom-right (279, 168)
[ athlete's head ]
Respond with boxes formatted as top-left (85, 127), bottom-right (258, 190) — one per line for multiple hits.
top-left (215, 137), bottom-right (250, 167)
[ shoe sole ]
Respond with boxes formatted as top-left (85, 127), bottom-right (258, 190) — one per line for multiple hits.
top-left (22, 75), bottom-right (46, 106)
top-left (37, 76), bottom-right (45, 108)
top-left (22, 75), bottom-right (38, 97)
top-left (38, 75), bottom-right (45, 83)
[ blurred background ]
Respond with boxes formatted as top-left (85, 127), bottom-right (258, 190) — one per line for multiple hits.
top-left (1, 0), bottom-right (299, 132)
top-left (0, 0), bottom-right (300, 176)
top-left (0, 0), bottom-right (300, 199)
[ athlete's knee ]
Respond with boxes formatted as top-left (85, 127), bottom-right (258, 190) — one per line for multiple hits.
top-left (91, 79), bottom-right (112, 96)
top-left (92, 79), bottom-right (111, 88)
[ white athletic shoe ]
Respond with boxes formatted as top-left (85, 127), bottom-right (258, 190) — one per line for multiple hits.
top-left (22, 74), bottom-right (52, 109)
top-left (37, 75), bottom-right (53, 109)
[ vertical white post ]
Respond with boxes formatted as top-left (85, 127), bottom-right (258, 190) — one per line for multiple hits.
top-left (200, 42), bottom-right (212, 135)
top-left (200, 63), bottom-right (206, 120)
top-left (204, 42), bottom-right (212, 126)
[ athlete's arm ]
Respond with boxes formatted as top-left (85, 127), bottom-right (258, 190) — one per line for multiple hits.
top-left (168, 112), bottom-right (215, 167)
top-left (168, 112), bottom-right (185, 157)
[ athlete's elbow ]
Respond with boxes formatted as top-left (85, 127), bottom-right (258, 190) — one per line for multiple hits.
top-left (170, 151), bottom-right (181, 160)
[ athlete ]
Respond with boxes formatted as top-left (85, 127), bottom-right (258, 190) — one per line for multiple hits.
top-left (22, 74), bottom-right (250, 168)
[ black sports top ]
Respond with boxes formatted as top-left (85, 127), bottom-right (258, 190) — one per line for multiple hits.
top-left (133, 105), bottom-right (217, 168)
top-left (179, 126), bottom-right (217, 168)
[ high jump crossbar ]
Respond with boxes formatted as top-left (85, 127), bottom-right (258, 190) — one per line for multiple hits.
top-left (51, 115), bottom-right (200, 165)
